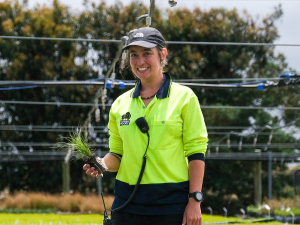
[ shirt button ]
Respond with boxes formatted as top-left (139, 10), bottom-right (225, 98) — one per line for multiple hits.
top-left (162, 121), bottom-right (165, 124)
top-left (142, 106), bottom-right (145, 108)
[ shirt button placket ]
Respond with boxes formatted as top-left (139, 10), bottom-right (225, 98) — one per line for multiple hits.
top-left (142, 105), bottom-right (147, 117)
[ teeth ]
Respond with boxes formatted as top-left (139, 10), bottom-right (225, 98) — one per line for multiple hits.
top-left (138, 68), bottom-right (147, 71)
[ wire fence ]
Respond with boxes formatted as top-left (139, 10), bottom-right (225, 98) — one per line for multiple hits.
top-left (1, 151), bottom-right (299, 162)
top-left (1, 35), bottom-right (300, 47)
top-left (2, 100), bottom-right (300, 110)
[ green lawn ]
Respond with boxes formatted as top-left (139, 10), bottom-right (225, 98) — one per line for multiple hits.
top-left (202, 215), bottom-right (283, 225)
top-left (0, 214), bottom-right (104, 225)
top-left (0, 213), bottom-right (284, 225)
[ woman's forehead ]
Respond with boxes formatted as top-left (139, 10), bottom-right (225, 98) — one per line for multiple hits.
top-left (129, 46), bottom-right (155, 52)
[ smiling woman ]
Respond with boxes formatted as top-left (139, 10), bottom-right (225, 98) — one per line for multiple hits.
top-left (122, 28), bottom-right (168, 74)
top-left (129, 46), bottom-right (164, 80)
top-left (128, 45), bottom-right (166, 103)
top-left (123, 27), bottom-right (168, 106)
top-left (83, 27), bottom-right (208, 225)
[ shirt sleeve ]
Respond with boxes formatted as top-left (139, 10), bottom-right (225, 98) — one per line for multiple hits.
top-left (182, 93), bottom-right (208, 160)
top-left (108, 107), bottom-right (123, 156)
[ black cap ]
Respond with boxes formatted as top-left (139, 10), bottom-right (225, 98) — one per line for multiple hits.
top-left (123, 27), bottom-right (165, 50)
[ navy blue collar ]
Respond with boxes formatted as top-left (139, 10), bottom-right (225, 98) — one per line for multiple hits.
top-left (131, 73), bottom-right (172, 99)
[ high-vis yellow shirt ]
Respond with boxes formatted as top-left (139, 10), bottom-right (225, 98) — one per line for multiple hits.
top-left (108, 73), bottom-right (208, 215)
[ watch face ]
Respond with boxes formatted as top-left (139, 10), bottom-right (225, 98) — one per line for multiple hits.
top-left (195, 192), bottom-right (203, 201)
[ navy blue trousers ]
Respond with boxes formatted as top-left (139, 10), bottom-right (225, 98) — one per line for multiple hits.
top-left (111, 211), bottom-right (183, 225)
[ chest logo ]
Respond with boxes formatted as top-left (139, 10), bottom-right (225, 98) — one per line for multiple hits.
top-left (120, 112), bottom-right (131, 126)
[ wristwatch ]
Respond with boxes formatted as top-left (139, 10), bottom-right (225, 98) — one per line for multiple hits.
top-left (189, 191), bottom-right (204, 202)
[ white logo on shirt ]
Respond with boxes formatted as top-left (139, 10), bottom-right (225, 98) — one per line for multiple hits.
top-left (120, 121), bottom-right (130, 126)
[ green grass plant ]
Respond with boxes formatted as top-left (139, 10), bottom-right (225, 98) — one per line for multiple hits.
top-left (55, 129), bottom-right (93, 159)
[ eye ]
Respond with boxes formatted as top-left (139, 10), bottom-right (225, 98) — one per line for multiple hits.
top-left (130, 53), bottom-right (137, 58)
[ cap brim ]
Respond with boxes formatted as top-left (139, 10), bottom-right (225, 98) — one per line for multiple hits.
top-left (123, 41), bottom-right (157, 50)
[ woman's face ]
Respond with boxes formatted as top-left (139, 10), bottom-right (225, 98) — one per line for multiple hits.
top-left (129, 45), bottom-right (166, 81)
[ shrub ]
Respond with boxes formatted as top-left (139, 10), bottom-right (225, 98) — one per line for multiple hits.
top-left (0, 192), bottom-right (114, 213)
top-left (274, 208), bottom-right (300, 217)
top-left (246, 205), bottom-right (262, 216)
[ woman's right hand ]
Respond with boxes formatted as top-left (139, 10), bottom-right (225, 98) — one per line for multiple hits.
top-left (83, 153), bottom-right (120, 177)
top-left (83, 164), bottom-right (102, 178)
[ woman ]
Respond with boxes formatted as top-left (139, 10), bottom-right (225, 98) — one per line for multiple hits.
top-left (83, 27), bottom-right (208, 225)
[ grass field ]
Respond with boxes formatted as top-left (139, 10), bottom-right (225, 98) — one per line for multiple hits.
top-left (0, 213), bottom-right (285, 225)
top-left (0, 213), bottom-right (104, 225)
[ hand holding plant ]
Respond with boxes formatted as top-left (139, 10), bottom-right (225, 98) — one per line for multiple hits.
top-left (55, 128), bottom-right (108, 176)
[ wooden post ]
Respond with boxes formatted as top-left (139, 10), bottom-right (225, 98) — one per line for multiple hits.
top-left (268, 151), bottom-right (272, 200)
top-left (62, 147), bottom-right (72, 193)
top-left (62, 160), bottom-right (70, 193)
top-left (254, 161), bottom-right (262, 205)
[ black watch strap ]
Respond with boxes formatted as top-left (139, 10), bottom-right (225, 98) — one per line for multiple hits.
top-left (188, 191), bottom-right (204, 202)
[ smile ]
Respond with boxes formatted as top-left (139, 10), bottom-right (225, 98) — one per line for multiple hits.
top-left (137, 68), bottom-right (149, 71)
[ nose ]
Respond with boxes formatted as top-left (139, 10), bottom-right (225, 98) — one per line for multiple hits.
top-left (136, 56), bottom-right (145, 65)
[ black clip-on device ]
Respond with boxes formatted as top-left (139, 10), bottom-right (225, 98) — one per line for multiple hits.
top-left (101, 117), bottom-right (149, 225)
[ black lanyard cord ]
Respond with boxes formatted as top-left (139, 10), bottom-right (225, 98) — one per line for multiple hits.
top-left (111, 131), bottom-right (149, 212)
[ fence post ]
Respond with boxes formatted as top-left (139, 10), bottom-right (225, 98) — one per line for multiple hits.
top-left (62, 147), bottom-right (72, 193)
top-left (268, 151), bottom-right (272, 200)
top-left (254, 160), bottom-right (262, 205)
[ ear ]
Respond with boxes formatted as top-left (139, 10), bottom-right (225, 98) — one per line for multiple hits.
top-left (161, 48), bottom-right (168, 60)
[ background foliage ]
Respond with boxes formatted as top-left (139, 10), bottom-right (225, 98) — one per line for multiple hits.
top-left (0, 0), bottom-right (299, 213)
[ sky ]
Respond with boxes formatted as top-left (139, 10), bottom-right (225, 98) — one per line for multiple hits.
top-left (25, 0), bottom-right (300, 73)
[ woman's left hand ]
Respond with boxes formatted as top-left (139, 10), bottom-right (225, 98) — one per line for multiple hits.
top-left (182, 199), bottom-right (202, 225)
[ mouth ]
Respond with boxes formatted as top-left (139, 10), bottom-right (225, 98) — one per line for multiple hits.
top-left (137, 67), bottom-right (149, 72)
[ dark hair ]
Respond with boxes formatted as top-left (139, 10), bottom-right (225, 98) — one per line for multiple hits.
top-left (156, 45), bottom-right (168, 68)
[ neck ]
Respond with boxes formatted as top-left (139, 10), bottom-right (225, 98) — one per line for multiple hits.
top-left (140, 73), bottom-right (164, 92)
